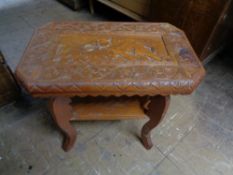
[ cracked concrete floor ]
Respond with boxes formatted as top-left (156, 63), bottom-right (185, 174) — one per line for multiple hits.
top-left (0, 0), bottom-right (233, 175)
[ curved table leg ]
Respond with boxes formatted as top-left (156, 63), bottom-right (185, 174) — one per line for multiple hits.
top-left (141, 95), bottom-right (170, 149)
top-left (49, 97), bottom-right (77, 151)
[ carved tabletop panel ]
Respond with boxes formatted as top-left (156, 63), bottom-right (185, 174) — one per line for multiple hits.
top-left (15, 22), bottom-right (205, 97)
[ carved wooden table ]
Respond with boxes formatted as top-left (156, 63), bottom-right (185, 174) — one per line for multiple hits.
top-left (15, 22), bottom-right (205, 151)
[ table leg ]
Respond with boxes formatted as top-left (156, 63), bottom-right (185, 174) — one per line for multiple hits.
top-left (89, 0), bottom-right (95, 14)
top-left (141, 95), bottom-right (170, 149)
top-left (49, 97), bottom-right (77, 151)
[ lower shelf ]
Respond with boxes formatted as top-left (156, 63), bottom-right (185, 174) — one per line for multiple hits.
top-left (71, 97), bottom-right (146, 120)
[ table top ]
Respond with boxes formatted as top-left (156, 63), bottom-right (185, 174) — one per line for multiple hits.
top-left (16, 22), bottom-right (205, 97)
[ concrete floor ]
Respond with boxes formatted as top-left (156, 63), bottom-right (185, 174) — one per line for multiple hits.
top-left (0, 0), bottom-right (233, 175)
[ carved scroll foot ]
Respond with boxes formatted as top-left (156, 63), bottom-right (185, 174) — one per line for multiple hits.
top-left (141, 95), bottom-right (170, 149)
top-left (49, 97), bottom-right (77, 151)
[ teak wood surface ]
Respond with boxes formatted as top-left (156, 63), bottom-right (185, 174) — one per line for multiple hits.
top-left (15, 22), bottom-right (205, 151)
